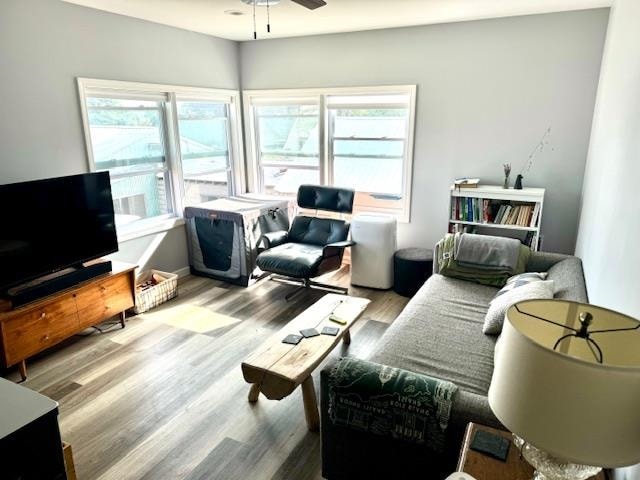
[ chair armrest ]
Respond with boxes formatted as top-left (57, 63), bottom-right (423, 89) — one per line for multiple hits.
top-left (260, 230), bottom-right (289, 250)
top-left (325, 240), bottom-right (355, 249)
top-left (322, 240), bottom-right (355, 258)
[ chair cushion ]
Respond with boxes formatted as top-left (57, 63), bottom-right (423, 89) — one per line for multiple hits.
top-left (288, 216), bottom-right (349, 246)
top-left (297, 185), bottom-right (354, 213)
top-left (256, 243), bottom-right (324, 278)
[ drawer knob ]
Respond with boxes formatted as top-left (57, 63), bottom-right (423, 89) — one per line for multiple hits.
top-left (40, 312), bottom-right (46, 318)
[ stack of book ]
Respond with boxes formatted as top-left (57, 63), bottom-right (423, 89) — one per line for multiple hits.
top-left (451, 197), bottom-right (540, 228)
top-left (452, 178), bottom-right (480, 190)
top-left (493, 203), bottom-right (540, 227)
top-left (451, 197), bottom-right (486, 223)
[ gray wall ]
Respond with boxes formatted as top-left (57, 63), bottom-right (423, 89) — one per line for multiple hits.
top-left (576, 0), bottom-right (640, 319)
top-left (240, 9), bottom-right (609, 253)
top-left (0, 2), bottom-right (610, 273)
top-left (558, 3), bottom-right (639, 477)
top-left (0, 0), bottom-right (239, 273)
top-left (575, 19), bottom-right (640, 480)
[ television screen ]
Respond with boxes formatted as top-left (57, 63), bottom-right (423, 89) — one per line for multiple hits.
top-left (0, 172), bottom-right (118, 291)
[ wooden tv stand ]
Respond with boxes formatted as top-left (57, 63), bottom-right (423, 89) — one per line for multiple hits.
top-left (0, 261), bottom-right (136, 381)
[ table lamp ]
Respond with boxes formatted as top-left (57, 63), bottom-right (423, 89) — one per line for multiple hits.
top-left (488, 299), bottom-right (640, 480)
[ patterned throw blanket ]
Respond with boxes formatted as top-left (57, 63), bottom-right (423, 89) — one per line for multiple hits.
top-left (437, 233), bottom-right (530, 287)
top-left (328, 357), bottom-right (458, 452)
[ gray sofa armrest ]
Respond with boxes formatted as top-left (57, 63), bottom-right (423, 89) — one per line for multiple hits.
top-left (526, 251), bottom-right (571, 272)
top-left (260, 230), bottom-right (289, 250)
top-left (320, 358), bottom-right (502, 479)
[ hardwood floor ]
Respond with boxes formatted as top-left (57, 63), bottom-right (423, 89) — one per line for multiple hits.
top-left (3, 267), bottom-right (409, 480)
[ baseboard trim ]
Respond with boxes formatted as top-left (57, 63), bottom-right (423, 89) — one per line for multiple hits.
top-left (173, 266), bottom-right (191, 279)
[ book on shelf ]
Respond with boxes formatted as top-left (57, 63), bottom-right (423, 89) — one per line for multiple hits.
top-left (453, 177), bottom-right (480, 189)
top-left (482, 199), bottom-right (490, 223)
top-left (529, 203), bottom-right (540, 228)
top-left (501, 205), bottom-right (513, 224)
top-left (449, 222), bottom-right (479, 234)
top-left (523, 231), bottom-right (536, 248)
top-left (515, 207), bottom-right (523, 226)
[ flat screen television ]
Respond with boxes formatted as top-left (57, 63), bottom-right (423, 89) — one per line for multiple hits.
top-left (0, 172), bottom-right (118, 292)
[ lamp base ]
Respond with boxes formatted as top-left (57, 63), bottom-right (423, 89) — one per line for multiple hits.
top-left (513, 436), bottom-right (601, 480)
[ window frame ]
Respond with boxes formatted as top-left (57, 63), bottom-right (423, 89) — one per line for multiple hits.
top-left (247, 96), bottom-right (324, 192)
top-left (243, 85), bottom-right (416, 222)
top-left (77, 78), bottom-right (245, 241)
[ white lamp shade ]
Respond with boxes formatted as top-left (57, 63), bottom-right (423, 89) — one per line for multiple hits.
top-left (489, 299), bottom-right (640, 468)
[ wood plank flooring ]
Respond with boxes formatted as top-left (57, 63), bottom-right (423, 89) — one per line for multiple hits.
top-left (3, 267), bottom-right (409, 480)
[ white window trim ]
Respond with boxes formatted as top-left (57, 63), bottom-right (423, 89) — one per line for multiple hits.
top-left (243, 85), bottom-right (417, 223)
top-left (77, 78), bottom-right (245, 241)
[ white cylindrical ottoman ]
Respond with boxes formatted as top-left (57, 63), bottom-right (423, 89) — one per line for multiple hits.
top-left (350, 214), bottom-right (397, 289)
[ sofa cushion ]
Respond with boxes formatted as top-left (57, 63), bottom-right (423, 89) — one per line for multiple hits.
top-left (368, 274), bottom-right (498, 396)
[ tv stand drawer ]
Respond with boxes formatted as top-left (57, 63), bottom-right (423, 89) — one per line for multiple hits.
top-left (2, 295), bottom-right (79, 365)
top-left (75, 274), bottom-right (134, 328)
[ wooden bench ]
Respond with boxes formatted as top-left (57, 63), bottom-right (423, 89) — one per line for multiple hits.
top-left (241, 294), bottom-right (370, 431)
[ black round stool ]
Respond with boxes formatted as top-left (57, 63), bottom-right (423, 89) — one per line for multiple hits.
top-left (393, 248), bottom-right (433, 297)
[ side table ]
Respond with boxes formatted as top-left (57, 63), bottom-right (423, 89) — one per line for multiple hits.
top-left (393, 248), bottom-right (433, 297)
top-left (457, 423), bottom-right (606, 480)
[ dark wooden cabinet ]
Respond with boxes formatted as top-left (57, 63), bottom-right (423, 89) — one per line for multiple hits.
top-left (0, 261), bottom-right (136, 380)
top-left (0, 378), bottom-right (66, 480)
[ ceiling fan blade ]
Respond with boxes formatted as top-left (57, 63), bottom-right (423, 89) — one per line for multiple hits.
top-left (291, 0), bottom-right (327, 10)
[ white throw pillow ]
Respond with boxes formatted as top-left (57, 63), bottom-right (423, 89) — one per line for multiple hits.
top-left (483, 280), bottom-right (555, 335)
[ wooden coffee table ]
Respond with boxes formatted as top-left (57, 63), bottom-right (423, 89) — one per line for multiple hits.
top-left (241, 294), bottom-right (370, 431)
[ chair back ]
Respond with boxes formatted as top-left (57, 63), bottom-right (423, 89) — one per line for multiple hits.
top-left (297, 185), bottom-right (354, 214)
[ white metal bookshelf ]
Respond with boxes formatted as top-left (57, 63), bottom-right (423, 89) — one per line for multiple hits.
top-left (449, 185), bottom-right (545, 250)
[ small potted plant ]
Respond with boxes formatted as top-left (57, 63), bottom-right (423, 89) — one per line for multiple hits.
top-left (503, 163), bottom-right (511, 189)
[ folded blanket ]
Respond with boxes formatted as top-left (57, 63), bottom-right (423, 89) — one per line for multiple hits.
top-left (454, 233), bottom-right (521, 272)
top-left (437, 234), bottom-right (530, 287)
top-left (327, 356), bottom-right (458, 452)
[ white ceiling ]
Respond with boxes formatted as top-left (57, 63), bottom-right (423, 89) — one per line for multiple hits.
top-left (61, 0), bottom-right (611, 42)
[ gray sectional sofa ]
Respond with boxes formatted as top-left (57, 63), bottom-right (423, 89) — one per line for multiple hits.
top-left (320, 251), bottom-right (588, 479)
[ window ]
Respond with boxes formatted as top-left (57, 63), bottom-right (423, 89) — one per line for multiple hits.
top-left (85, 96), bottom-right (172, 228)
top-left (328, 94), bottom-right (410, 216)
top-left (254, 102), bottom-right (320, 195)
top-left (245, 87), bottom-right (416, 221)
top-left (177, 100), bottom-right (233, 205)
top-left (78, 79), bottom-right (243, 238)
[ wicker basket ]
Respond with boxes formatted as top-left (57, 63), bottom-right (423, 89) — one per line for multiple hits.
top-left (132, 270), bottom-right (178, 314)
